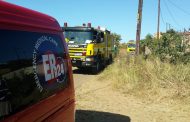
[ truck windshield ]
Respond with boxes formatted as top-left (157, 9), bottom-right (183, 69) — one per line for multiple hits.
top-left (64, 31), bottom-right (92, 44)
top-left (128, 43), bottom-right (136, 48)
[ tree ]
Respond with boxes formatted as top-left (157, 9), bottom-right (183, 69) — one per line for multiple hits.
top-left (158, 29), bottom-right (184, 63)
top-left (112, 33), bottom-right (121, 47)
top-left (140, 34), bottom-right (154, 48)
top-left (142, 29), bottom-right (190, 64)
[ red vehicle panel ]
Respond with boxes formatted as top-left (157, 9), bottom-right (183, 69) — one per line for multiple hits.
top-left (0, 1), bottom-right (75, 122)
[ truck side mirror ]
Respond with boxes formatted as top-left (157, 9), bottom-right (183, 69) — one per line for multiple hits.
top-left (96, 32), bottom-right (103, 43)
top-left (96, 36), bottom-right (101, 43)
top-left (93, 35), bottom-right (100, 43)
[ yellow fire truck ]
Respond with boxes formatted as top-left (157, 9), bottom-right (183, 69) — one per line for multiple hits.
top-left (62, 23), bottom-right (115, 73)
top-left (127, 41), bottom-right (136, 53)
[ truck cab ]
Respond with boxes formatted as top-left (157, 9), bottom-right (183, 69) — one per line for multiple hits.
top-left (127, 42), bottom-right (136, 53)
top-left (63, 24), bottom-right (115, 73)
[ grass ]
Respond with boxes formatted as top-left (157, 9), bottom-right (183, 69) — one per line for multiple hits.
top-left (99, 49), bottom-right (190, 103)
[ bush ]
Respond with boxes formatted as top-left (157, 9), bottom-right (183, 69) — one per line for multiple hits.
top-left (141, 29), bottom-right (190, 64)
top-left (99, 52), bottom-right (190, 102)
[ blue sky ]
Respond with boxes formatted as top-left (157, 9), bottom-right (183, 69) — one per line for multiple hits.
top-left (5, 0), bottom-right (190, 43)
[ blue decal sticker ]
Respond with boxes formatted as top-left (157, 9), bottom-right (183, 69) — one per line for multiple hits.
top-left (33, 36), bottom-right (67, 92)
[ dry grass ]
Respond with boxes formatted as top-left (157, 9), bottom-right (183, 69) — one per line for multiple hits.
top-left (99, 49), bottom-right (190, 103)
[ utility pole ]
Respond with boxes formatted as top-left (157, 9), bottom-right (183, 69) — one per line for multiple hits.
top-left (169, 23), bottom-right (171, 30)
top-left (166, 22), bottom-right (168, 32)
top-left (135, 0), bottom-right (143, 55)
top-left (157, 0), bottom-right (160, 39)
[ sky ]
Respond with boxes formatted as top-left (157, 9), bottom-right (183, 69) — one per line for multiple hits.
top-left (5, 0), bottom-right (190, 43)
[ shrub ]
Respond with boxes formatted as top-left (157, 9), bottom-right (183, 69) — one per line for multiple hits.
top-left (99, 52), bottom-right (190, 102)
top-left (141, 29), bottom-right (190, 64)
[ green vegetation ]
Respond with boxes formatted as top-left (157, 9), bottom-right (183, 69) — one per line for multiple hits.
top-left (112, 33), bottom-right (121, 47)
top-left (141, 29), bottom-right (190, 64)
top-left (99, 29), bottom-right (190, 103)
top-left (99, 49), bottom-right (190, 103)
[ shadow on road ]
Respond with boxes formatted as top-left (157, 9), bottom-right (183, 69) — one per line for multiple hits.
top-left (72, 68), bottom-right (105, 75)
top-left (73, 68), bottom-right (93, 75)
top-left (76, 110), bottom-right (131, 122)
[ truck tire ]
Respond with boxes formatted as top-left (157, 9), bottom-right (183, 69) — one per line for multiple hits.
top-left (92, 61), bottom-right (100, 74)
top-left (109, 54), bottom-right (113, 64)
top-left (108, 54), bottom-right (113, 65)
top-left (77, 67), bottom-right (85, 70)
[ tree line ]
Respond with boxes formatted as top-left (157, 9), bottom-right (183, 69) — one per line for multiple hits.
top-left (140, 29), bottom-right (190, 64)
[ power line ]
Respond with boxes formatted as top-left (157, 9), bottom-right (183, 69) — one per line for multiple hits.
top-left (163, 0), bottom-right (181, 28)
top-left (159, 1), bottom-right (169, 32)
top-left (160, 8), bottom-right (165, 25)
top-left (160, 8), bottom-right (168, 31)
top-left (168, 0), bottom-right (190, 16)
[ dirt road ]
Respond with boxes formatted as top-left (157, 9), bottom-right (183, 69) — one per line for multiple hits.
top-left (72, 67), bottom-right (96, 89)
top-left (73, 68), bottom-right (190, 122)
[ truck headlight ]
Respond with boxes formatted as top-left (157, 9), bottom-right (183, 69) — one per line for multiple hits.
top-left (86, 57), bottom-right (94, 61)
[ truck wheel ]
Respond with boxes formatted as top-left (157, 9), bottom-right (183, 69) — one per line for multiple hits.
top-left (110, 55), bottom-right (113, 63)
top-left (108, 55), bottom-right (113, 65)
top-left (77, 67), bottom-right (85, 70)
top-left (92, 61), bottom-right (100, 74)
